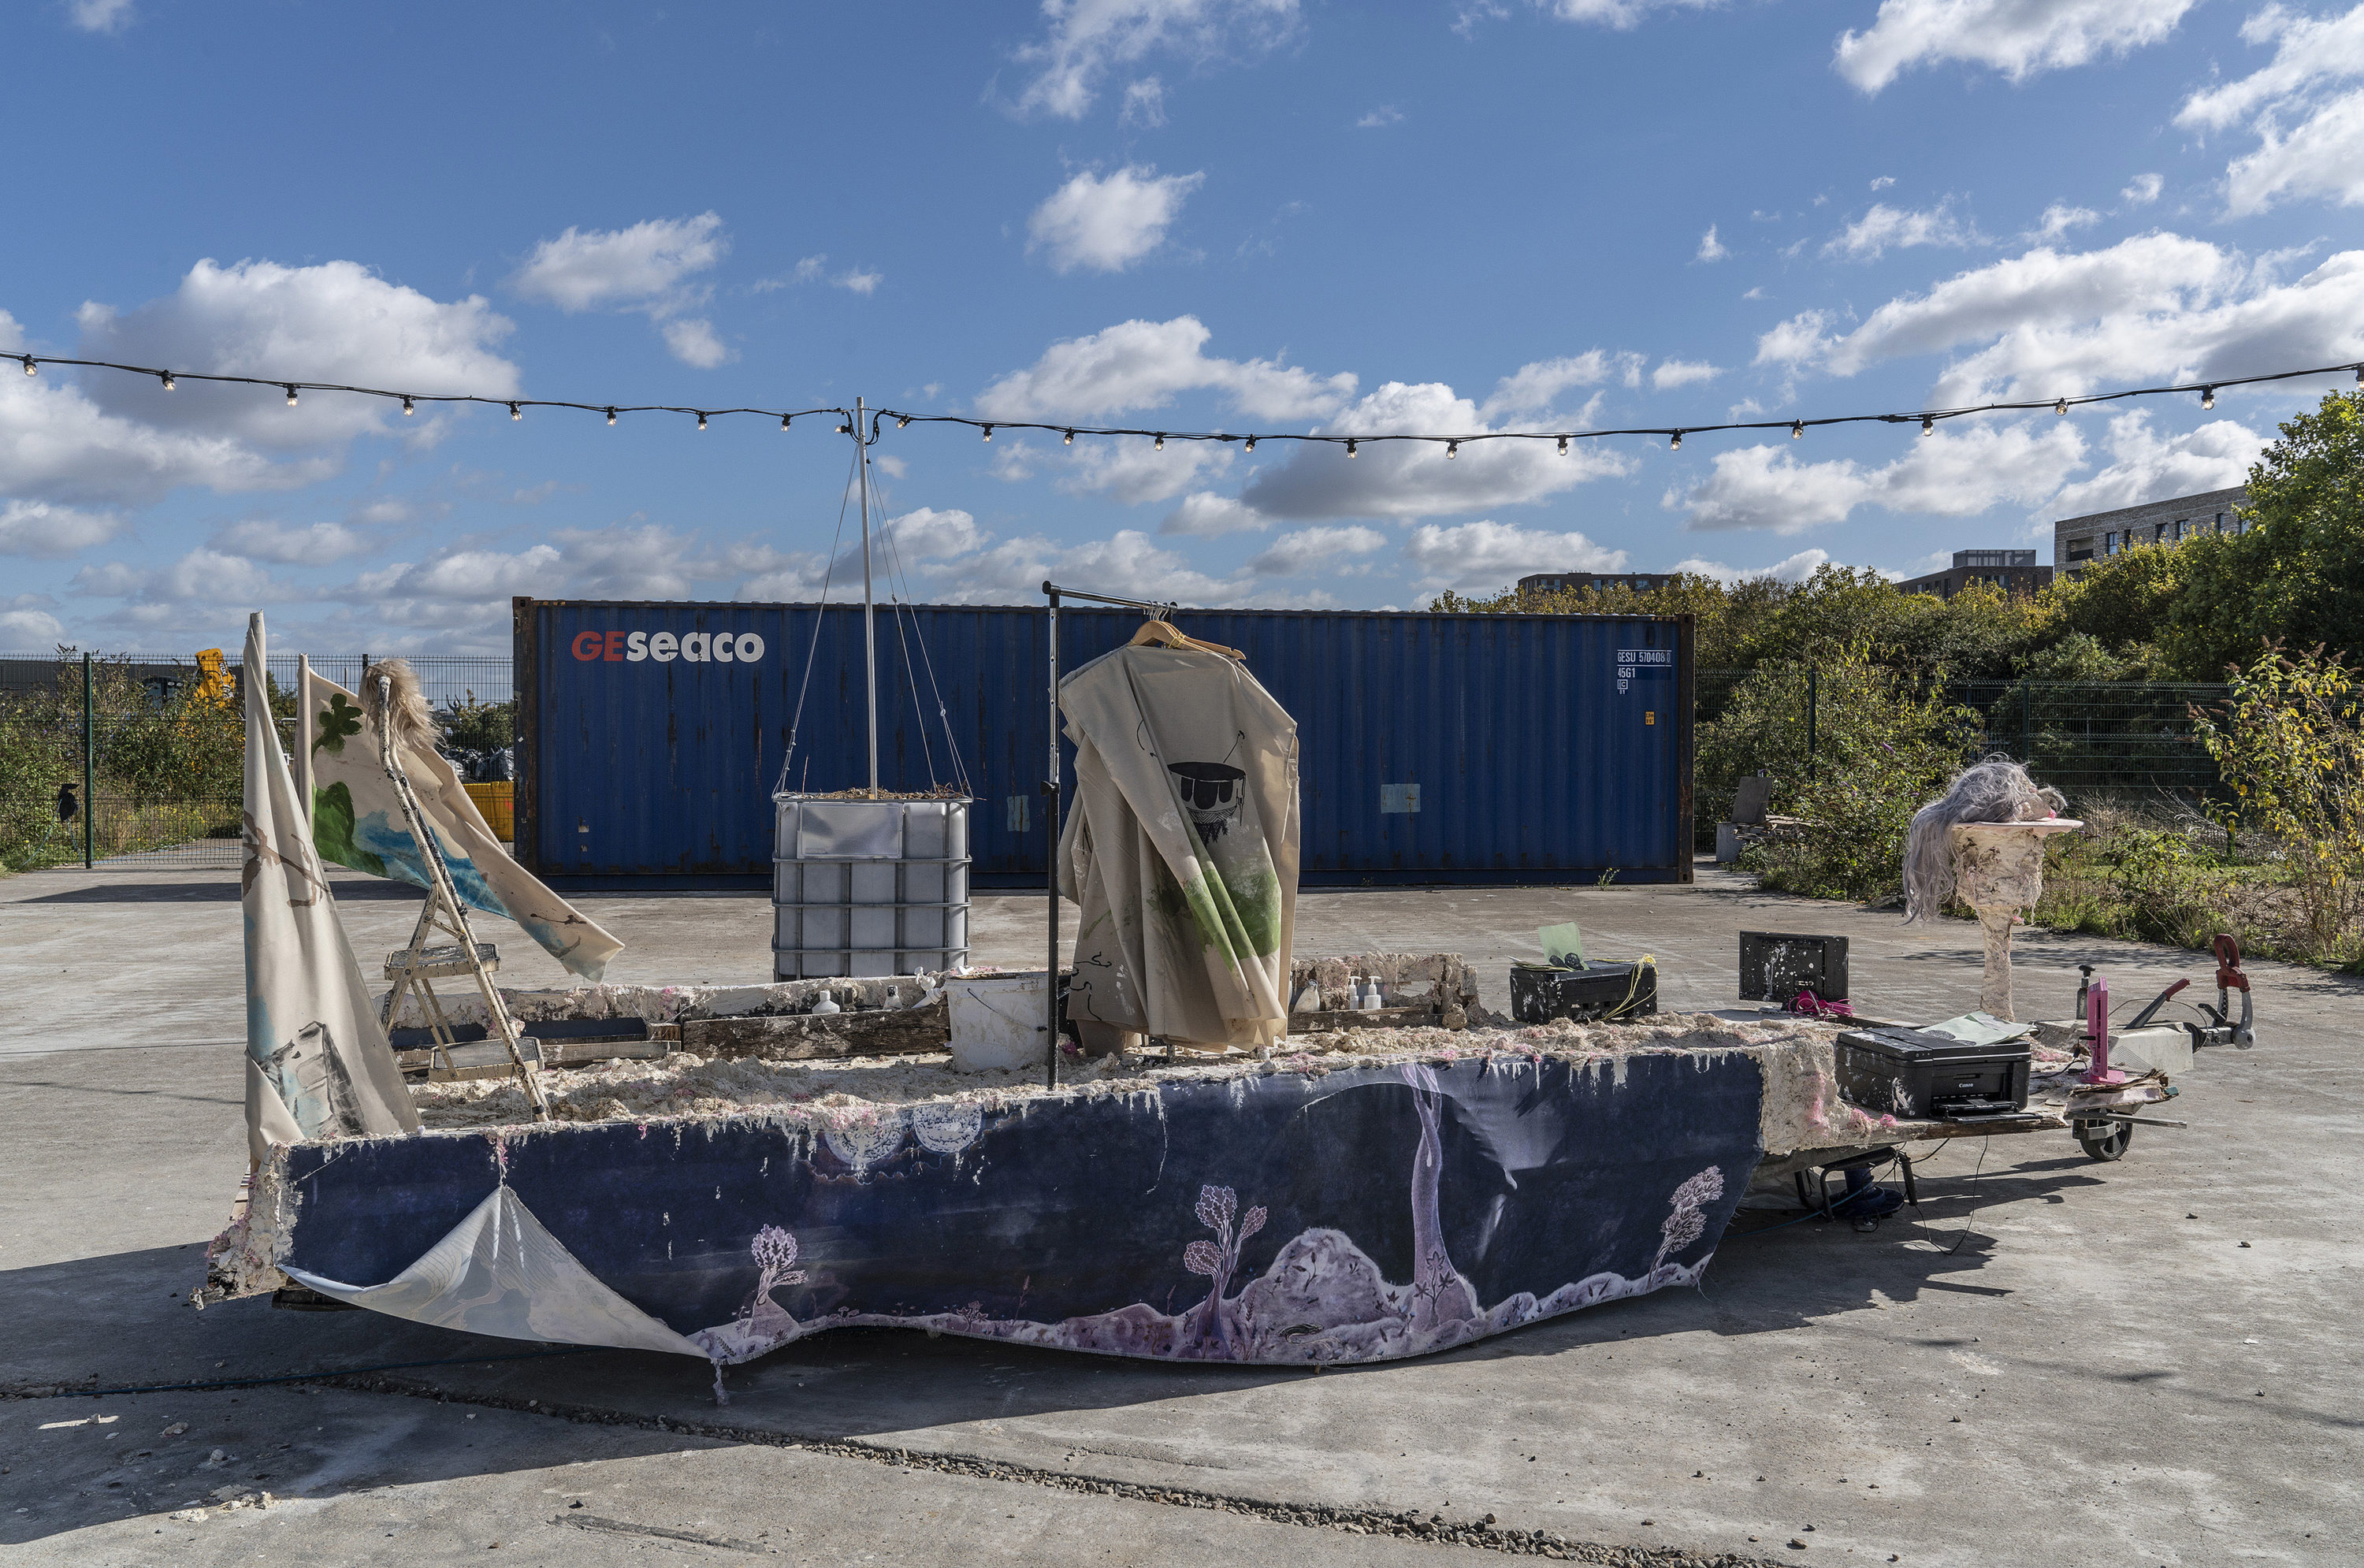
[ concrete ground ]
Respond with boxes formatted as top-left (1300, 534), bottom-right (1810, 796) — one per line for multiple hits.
top-left (3, 864), bottom-right (2359, 1566)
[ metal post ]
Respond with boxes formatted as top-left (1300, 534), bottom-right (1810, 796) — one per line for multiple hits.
top-left (2020, 674), bottom-right (2033, 764)
top-left (1044, 585), bottom-right (1061, 1089)
top-left (295, 654), bottom-right (314, 831)
top-left (856, 396), bottom-right (879, 793)
top-left (81, 652), bottom-right (95, 869)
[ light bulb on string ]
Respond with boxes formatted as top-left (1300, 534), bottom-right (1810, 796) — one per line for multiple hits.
top-left (1345, 439), bottom-right (1359, 458)
top-left (1444, 440), bottom-right (1459, 459)
top-left (2201, 386), bottom-right (2215, 410)
top-left (697, 412), bottom-right (707, 431)
top-left (402, 396), bottom-right (415, 416)
top-left (1790, 421), bottom-right (1803, 440)
top-left (509, 402), bottom-right (522, 422)
top-left (20, 356), bottom-right (34, 377)
top-left (284, 385), bottom-right (299, 407)
top-left (780, 414), bottom-right (793, 431)
top-left (1154, 433), bottom-right (1165, 451)
top-left (1921, 416), bottom-right (1934, 437)
top-left (2355, 365), bottom-right (2363, 386)
top-left (1669, 431), bottom-right (1682, 451)
top-left (1556, 436), bottom-right (1568, 455)
top-left (605, 407), bottom-right (616, 425)
top-left (981, 425), bottom-right (993, 442)
top-left (1243, 436), bottom-right (1256, 452)
top-left (2055, 399), bottom-right (2068, 416)
top-left (896, 415), bottom-right (911, 429)
top-left (837, 420), bottom-right (851, 434)
top-left (159, 372), bottom-right (175, 391)
top-left (1063, 429), bottom-right (1075, 445)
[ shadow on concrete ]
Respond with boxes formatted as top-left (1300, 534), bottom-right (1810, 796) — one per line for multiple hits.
top-left (15, 879), bottom-right (419, 905)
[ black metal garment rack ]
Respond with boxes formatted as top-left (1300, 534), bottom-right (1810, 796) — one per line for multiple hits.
top-left (1039, 581), bottom-right (1181, 1087)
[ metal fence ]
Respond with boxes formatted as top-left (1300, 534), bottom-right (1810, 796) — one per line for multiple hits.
top-left (5, 648), bottom-right (2235, 875)
top-left (0, 652), bottom-right (512, 872)
top-left (1696, 667), bottom-right (2231, 793)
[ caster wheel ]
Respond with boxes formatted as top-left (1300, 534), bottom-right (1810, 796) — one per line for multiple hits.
top-left (2075, 1118), bottom-right (2133, 1161)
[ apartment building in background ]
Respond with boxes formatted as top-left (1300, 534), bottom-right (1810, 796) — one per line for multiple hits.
top-left (1895, 549), bottom-right (2054, 599)
top-left (1516, 570), bottom-right (1677, 596)
top-left (2052, 485), bottom-right (2250, 573)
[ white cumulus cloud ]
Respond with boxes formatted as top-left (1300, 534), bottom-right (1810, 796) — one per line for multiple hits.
top-left (2, 264), bottom-right (519, 508)
top-left (1652, 359), bottom-right (1722, 390)
top-left (1160, 491), bottom-right (1270, 536)
top-left (1667, 548), bottom-right (1835, 583)
top-left (1009, 0), bottom-right (1300, 120)
top-left (1481, 352), bottom-right (1641, 418)
top-left (1241, 381), bottom-right (1633, 520)
top-left (1247, 524), bottom-right (1387, 576)
top-left (2028, 203), bottom-right (2101, 242)
top-left (68, 0), bottom-right (136, 32)
top-left (0, 500), bottom-right (128, 558)
top-left (209, 518), bottom-right (374, 566)
top-left (1834, 0), bottom-right (2197, 95)
top-left (2044, 410), bottom-right (2266, 517)
top-left (2176, 6), bottom-right (2364, 216)
top-left (2121, 172), bottom-right (2163, 206)
top-left (1823, 201), bottom-right (1983, 261)
top-left (1056, 435), bottom-right (1237, 505)
top-left (1756, 234), bottom-right (2364, 407)
top-left (1028, 165), bottom-right (1204, 273)
top-left (1401, 519), bottom-right (1627, 593)
top-left (1672, 419), bottom-right (2087, 533)
top-left (976, 315), bottom-right (1355, 421)
top-left (1697, 225), bottom-right (1727, 262)
top-left (509, 213), bottom-right (731, 365)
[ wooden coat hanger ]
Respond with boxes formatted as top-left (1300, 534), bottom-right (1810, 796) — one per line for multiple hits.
top-left (1128, 619), bottom-right (1244, 661)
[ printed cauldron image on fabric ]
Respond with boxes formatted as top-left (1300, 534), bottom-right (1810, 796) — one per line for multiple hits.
top-left (271, 1049), bottom-right (1764, 1369)
top-left (1169, 760), bottom-right (1248, 844)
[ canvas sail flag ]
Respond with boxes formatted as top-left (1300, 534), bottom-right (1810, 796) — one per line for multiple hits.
top-left (1057, 637), bottom-right (1299, 1050)
top-left (304, 662), bottom-right (622, 979)
top-left (242, 613), bottom-right (420, 1162)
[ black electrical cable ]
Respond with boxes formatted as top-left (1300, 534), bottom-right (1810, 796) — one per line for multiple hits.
top-left (875, 355), bottom-right (2364, 451)
top-left (14, 351), bottom-right (2362, 452)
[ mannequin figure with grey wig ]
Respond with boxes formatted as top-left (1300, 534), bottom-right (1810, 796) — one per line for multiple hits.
top-left (1905, 757), bottom-right (2074, 1023)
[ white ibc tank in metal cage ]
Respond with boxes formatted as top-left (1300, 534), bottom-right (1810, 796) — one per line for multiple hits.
top-left (772, 796), bottom-right (971, 979)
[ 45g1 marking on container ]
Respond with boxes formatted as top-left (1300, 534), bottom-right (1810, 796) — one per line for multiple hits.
top-left (1615, 647), bottom-right (1672, 694)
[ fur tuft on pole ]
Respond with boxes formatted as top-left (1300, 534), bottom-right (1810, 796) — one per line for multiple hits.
top-left (361, 658), bottom-right (438, 761)
top-left (1902, 755), bottom-right (2066, 923)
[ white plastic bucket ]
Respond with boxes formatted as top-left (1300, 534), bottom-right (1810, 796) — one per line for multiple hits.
top-left (946, 972), bottom-right (1050, 1072)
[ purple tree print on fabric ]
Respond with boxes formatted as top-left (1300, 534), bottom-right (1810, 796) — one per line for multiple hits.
top-left (1401, 1064), bottom-right (1479, 1332)
top-left (1652, 1166), bottom-right (1726, 1278)
top-left (1182, 1183), bottom-right (1266, 1354)
top-left (741, 1224), bottom-right (808, 1340)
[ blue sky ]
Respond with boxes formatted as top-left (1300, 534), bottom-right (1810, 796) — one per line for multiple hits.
top-left (3, 0), bottom-right (2361, 653)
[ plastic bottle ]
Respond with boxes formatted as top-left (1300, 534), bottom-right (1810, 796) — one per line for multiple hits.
top-left (810, 990), bottom-right (841, 1016)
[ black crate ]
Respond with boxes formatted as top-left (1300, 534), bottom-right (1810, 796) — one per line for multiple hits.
top-left (1509, 960), bottom-right (1658, 1024)
top-left (1835, 1026), bottom-right (2031, 1120)
top-left (1739, 931), bottom-right (1849, 1003)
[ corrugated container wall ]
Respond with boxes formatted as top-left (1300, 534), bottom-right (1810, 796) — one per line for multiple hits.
top-left (515, 597), bottom-right (1693, 887)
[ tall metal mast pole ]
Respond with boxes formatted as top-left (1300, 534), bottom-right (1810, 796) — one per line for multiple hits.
top-left (855, 396), bottom-right (879, 793)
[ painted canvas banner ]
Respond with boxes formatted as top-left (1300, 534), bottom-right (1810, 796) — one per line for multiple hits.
top-left (241, 614), bottom-right (420, 1163)
top-left (265, 1047), bottom-right (1763, 1369)
top-left (305, 663), bottom-right (621, 979)
top-left (1057, 642), bottom-right (1299, 1050)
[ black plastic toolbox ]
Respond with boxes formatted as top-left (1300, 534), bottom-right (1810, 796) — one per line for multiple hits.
top-left (1835, 1026), bottom-right (2031, 1119)
top-left (1509, 960), bottom-right (1658, 1024)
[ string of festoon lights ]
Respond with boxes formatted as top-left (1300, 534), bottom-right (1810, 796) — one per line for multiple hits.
top-left (13, 349), bottom-right (2364, 454)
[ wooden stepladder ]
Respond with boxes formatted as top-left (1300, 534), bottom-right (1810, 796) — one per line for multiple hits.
top-left (370, 674), bottom-right (548, 1120)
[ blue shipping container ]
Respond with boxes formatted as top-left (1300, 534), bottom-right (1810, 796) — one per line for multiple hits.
top-left (514, 597), bottom-right (1693, 887)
